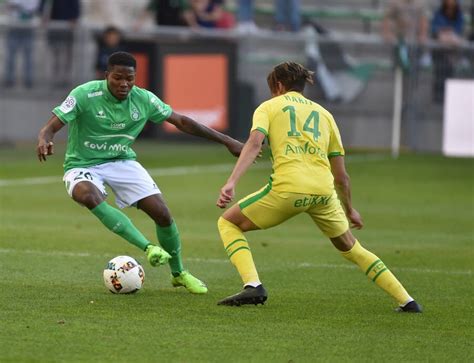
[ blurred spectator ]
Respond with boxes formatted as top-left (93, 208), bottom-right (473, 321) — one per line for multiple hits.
top-left (40, 0), bottom-right (80, 87)
top-left (382, 0), bottom-right (429, 152)
top-left (274, 0), bottom-right (301, 32)
top-left (236, 0), bottom-right (258, 33)
top-left (3, 0), bottom-right (40, 88)
top-left (216, 2), bottom-right (235, 29)
top-left (183, 0), bottom-right (225, 29)
top-left (84, 0), bottom-right (148, 29)
top-left (432, 0), bottom-right (464, 45)
top-left (431, 0), bottom-right (466, 102)
top-left (470, 1), bottom-right (474, 41)
top-left (382, 0), bottom-right (429, 45)
top-left (95, 26), bottom-right (124, 79)
top-left (136, 0), bottom-right (185, 28)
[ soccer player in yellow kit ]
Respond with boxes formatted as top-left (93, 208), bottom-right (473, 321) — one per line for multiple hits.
top-left (216, 62), bottom-right (422, 312)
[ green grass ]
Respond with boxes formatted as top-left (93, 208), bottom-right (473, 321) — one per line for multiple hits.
top-left (1, 142), bottom-right (473, 362)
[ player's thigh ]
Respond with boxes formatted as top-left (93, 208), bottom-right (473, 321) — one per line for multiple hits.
top-left (101, 160), bottom-right (161, 209)
top-left (63, 167), bottom-right (107, 201)
top-left (306, 193), bottom-right (349, 238)
top-left (238, 186), bottom-right (301, 229)
top-left (222, 204), bottom-right (260, 232)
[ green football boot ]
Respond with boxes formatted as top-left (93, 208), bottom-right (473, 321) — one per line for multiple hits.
top-left (171, 271), bottom-right (208, 294)
top-left (145, 244), bottom-right (172, 267)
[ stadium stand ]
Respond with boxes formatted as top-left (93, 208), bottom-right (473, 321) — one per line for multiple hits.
top-left (0, 0), bottom-right (472, 152)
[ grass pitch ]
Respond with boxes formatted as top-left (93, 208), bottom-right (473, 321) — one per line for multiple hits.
top-left (0, 142), bottom-right (473, 362)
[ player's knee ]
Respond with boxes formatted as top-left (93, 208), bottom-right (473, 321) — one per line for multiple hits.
top-left (76, 193), bottom-right (103, 209)
top-left (151, 206), bottom-right (172, 226)
top-left (155, 213), bottom-right (172, 227)
top-left (330, 230), bottom-right (356, 252)
top-left (72, 184), bottom-right (104, 209)
top-left (217, 216), bottom-right (228, 231)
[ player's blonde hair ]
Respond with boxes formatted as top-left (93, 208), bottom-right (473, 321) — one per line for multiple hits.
top-left (267, 62), bottom-right (314, 94)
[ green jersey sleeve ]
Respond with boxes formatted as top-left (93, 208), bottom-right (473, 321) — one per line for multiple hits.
top-left (251, 101), bottom-right (270, 136)
top-left (146, 91), bottom-right (173, 124)
top-left (52, 87), bottom-right (85, 124)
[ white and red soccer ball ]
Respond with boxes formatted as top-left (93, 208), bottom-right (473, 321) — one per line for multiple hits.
top-left (103, 256), bottom-right (145, 294)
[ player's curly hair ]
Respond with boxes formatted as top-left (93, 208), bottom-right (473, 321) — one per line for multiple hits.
top-left (267, 62), bottom-right (314, 94)
top-left (107, 51), bottom-right (136, 70)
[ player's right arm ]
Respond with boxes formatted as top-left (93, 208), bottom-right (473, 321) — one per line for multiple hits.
top-left (37, 115), bottom-right (65, 162)
top-left (217, 130), bottom-right (265, 208)
top-left (330, 155), bottom-right (363, 229)
top-left (166, 112), bottom-right (244, 157)
top-left (216, 101), bottom-right (270, 209)
top-left (37, 86), bottom-right (84, 162)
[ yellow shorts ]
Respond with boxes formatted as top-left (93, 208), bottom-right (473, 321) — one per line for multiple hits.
top-left (238, 184), bottom-right (349, 238)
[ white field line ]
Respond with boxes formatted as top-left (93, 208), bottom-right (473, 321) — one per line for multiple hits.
top-left (0, 154), bottom-right (388, 187)
top-left (0, 248), bottom-right (470, 276)
top-left (0, 163), bottom-right (263, 187)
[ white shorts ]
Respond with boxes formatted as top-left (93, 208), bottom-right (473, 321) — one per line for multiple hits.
top-left (63, 160), bottom-right (161, 208)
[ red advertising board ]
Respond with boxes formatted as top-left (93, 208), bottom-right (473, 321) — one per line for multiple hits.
top-left (162, 54), bottom-right (228, 132)
top-left (132, 52), bottom-right (150, 89)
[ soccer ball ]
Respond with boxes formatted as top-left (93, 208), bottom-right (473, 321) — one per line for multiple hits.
top-left (103, 256), bottom-right (145, 294)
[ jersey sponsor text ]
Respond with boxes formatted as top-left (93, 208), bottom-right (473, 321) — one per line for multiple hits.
top-left (284, 141), bottom-right (327, 158)
top-left (84, 141), bottom-right (128, 153)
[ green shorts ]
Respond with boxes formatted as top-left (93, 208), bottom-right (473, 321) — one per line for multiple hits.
top-left (238, 184), bottom-right (349, 238)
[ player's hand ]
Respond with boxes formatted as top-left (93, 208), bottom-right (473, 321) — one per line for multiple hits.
top-left (37, 140), bottom-right (54, 162)
top-left (225, 139), bottom-right (244, 157)
top-left (347, 208), bottom-right (363, 229)
top-left (216, 182), bottom-right (235, 209)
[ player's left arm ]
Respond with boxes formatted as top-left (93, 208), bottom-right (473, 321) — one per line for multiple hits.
top-left (330, 156), bottom-right (363, 229)
top-left (166, 111), bottom-right (243, 157)
top-left (217, 130), bottom-right (265, 208)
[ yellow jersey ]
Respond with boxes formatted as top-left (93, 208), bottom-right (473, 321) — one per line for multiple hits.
top-left (251, 91), bottom-right (344, 195)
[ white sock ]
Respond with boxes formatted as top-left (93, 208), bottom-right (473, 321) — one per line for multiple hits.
top-left (244, 281), bottom-right (261, 288)
top-left (401, 297), bottom-right (414, 307)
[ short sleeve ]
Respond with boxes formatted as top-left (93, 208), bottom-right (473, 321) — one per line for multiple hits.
top-left (251, 102), bottom-right (270, 136)
top-left (327, 115), bottom-right (345, 158)
top-left (52, 87), bottom-right (84, 124)
top-left (147, 92), bottom-right (173, 124)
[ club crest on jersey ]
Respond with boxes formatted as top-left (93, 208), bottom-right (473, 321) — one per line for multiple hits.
top-left (95, 110), bottom-right (107, 118)
top-left (131, 108), bottom-right (140, 121)
top-left (96, 110), bottom-right (106, 119)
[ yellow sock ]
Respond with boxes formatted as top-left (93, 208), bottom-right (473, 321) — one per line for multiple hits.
top-left (341, 240), bottom-right (412, 305)
top-left (217, 217), bottom-right (260, 286)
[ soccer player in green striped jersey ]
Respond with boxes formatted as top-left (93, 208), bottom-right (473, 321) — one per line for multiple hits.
top-left (37, 52), bottom-right (243, 294)
top-left (216, 62), bottom-right (421, 312)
